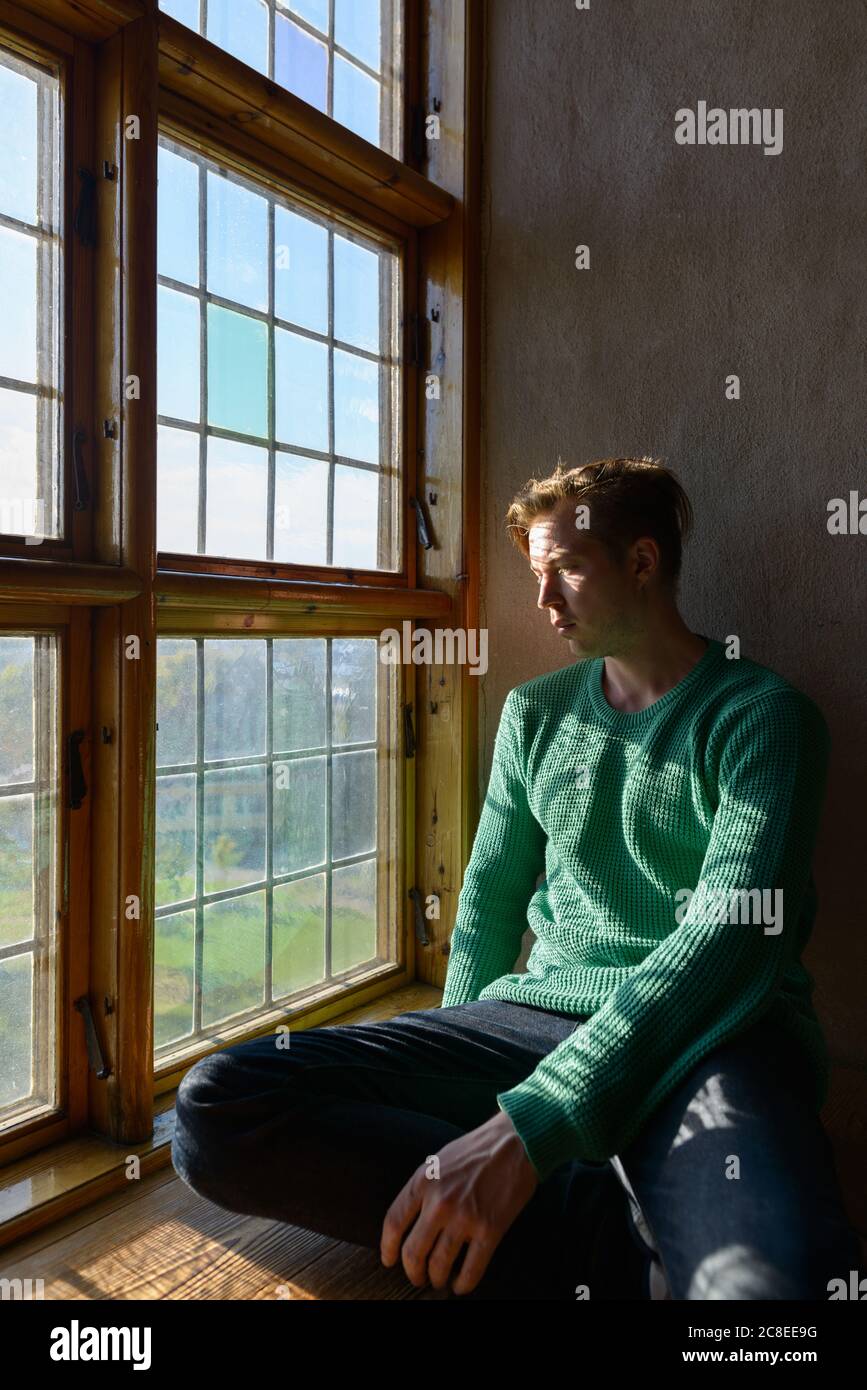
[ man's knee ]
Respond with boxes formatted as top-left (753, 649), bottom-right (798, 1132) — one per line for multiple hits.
top-left (172, 1050), bottom-right (247, 1198)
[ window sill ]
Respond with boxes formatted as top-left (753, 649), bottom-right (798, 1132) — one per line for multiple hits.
top-left (0, 981), bottom-right (442, 1250)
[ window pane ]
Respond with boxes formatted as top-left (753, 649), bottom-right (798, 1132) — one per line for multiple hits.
top-left (202, 892), bottom-right (266, 1026)
top-left (206, 0), bottom-right (268, 76)
top-left (0, 48), bottom-right (62, 540)
top-left (0, 635), bottom-right (59, 1121)
top-left (207, 170), bottom-right (268, 312)
top-left (157, 425), bottom-right (199, 554)
top-left (274, 328), bottom-right (328, 451)
top-left (275, 16), bottom-right (327, 111)
top-left (334, 234), bottom-right (380, 353)
top-left (154, 636), bottom-right (396, 1056)
top-left (157, 145), bottom-right (199, 286)
top-left (334, 349), bottom-right (379, 464)
top-left (158, 137), bottom-right (401, 570)
top-left (158, 0), bottom-right (400, 157)
top-left (274, 452), bottom-right (328, 565)
top-left (205, 436), bottom-right (269, 560)
top-left (158, 287), bottom-right (200, 424)
top-left (206, 304), bottom-right (268, 437)
top-left (335, 0), bottom-right (381, 71)
top-left (333, 56), bottom-right (380, 146)
top-left (274, 206), bottom-right (327, 334)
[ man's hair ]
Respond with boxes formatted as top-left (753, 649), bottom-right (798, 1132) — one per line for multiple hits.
top-left (505, 455), bottom-right (694, 588)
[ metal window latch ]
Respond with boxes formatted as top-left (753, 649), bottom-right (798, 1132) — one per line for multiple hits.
top-left (72, 427), bottom-right (90, 510)
top-left (74, 996), bottom-right (111, 1079)
top-left (404, 702), bottom-right (416, 757)
top-left (410, 495), bottom-right (433, 549)
top-left (73, 166), bottom-right (97, 247)
top-left (408, 887), bottom-right (430, 946)
top-left (68, 729), bottom-right (87, 809)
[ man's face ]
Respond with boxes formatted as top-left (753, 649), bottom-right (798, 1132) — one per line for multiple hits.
top-left (527, 500), bottom-right (642, 659)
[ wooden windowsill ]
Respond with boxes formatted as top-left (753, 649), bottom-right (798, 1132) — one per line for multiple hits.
top-left (0, 982), bottom-right (442, 1251)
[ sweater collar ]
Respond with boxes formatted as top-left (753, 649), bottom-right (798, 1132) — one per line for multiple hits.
top-left (587, 635), bottom-right (725, 727)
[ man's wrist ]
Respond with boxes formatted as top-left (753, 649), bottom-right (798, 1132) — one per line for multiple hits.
top-left (489, 1105), bottom-right (539, 1179)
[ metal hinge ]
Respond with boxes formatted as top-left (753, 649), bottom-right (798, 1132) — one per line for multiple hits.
top-left (408, 887), bottom-right (431, 947)
top-left (410, 494), bottom-right (433, 549)
top-left (74, 995), bottom-right (111, 1079)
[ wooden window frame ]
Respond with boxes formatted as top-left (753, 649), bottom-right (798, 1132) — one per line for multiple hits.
top-left (0, 0), bottom-right (481, 1199)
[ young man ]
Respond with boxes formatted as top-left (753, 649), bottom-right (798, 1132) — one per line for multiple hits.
top-left (171, 457), bottom-right (860, 1300)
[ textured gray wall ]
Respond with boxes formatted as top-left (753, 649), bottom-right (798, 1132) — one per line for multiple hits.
top-left (481, 0), bottom-right (867, 1058)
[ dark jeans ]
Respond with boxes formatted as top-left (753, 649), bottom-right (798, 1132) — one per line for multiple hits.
top-left (170, 998), bottom-right (861, 1300)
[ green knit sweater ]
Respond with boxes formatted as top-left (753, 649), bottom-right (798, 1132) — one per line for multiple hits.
top-left (441, 637), bottom-right (832, 1182)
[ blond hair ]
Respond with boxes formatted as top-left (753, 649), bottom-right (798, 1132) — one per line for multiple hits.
top-left (505, 455), bottom-right (693, 587)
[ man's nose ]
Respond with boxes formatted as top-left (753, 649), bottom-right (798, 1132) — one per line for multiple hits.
top-left (537, 576), bottom-right (563, 610)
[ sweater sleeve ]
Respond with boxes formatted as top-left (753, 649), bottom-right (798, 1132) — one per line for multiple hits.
top-left (441, 689), bottom-right (547, 1008)
top-left (495, 689), bottom-right (831, 1181)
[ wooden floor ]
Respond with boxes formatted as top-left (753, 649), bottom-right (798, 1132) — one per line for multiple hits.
top-left (0, 1161), bottom-right (449, 1300)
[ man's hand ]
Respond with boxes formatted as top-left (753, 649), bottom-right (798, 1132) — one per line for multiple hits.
top-left (379, 1108), bottom-right (539, 1296)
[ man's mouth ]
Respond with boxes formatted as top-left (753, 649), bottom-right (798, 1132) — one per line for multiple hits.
top-left (554, 620), bottom-right (575, 633)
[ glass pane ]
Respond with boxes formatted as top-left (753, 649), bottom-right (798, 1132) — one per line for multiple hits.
top-left (335, 0), bottom-right (381, 70)
top-left (0, 636), bottom-right (34, 783)
top-left (0, 48), bottom-right (62, 540)
top-left (207, 303), bottom-right (268, 437)
top-left (333, 464), bottom-right (379, 569)
top-left (204, 640), bottom-right (267, 760)
top-left (273, 754), bottom-right (326, 875)
top-left (273, 638), bottom-right (326, 751)
top-left (272, 875), bottom-right (326, 996)
top-left (275, 328), bottom-right (328, 451)
top-left (331, 749), bottom-right (376, 860)
top-left (158, 287), bottom-right (200, 424)
top-left (0, 228), bottom-right (37, 380)
top-left (334, 234), bottom-right (379, 353)
top-left (274, 206), bottom-right (327, 334)
top-left (157, 425), bottom-right (199, 553)
top-left (205, 436), bottom-right (268, 560)
top-left (0, 60), bottom-right (37, 221)
top-left (332, 859), bottom-right (376, 973)
top-left (275, 16), bottom-right (327, 111)
top-left (334, 349), bottom-right (379, 463)
top-left (155, 774), bottom-right (196, 908)
top-left (274, 452), bottom-right (328, 565)
top-left (157, 145), bottom-right (199, 286)
top-left (157, 638), bottom-right (197, 766)
top-left (332, 639), bottom-right (376, 745)
top-left (0, 635), bottom-right (58, 1123)
top-left (0, 794), bottom-right (33, 949)
top-left (206, 0), bottom-right (268, 75)
top-left (333, 57), bottom-right (379, 146)
top-left (0, 389), bottom-right (39, 540)
top-left (154, 909), bottom-right (195, 1049)
top-left (207, 170), bottom-right (268, 312)
top-left (0, 954), bottom-right (33, 1109)
top-left (202, 892), bottom-right (265, 1026)
top-left (203, 766), bottom-right (267, 895)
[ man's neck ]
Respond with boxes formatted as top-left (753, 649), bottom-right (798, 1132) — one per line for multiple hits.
top-left (601, 620), bottom-right (709, 713)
